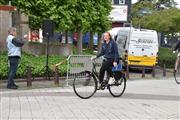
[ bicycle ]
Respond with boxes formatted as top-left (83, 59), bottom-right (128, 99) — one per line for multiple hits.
top-left (173, 51), bottom-right (180, 84)
top-left (73, 58), bottom-right (126, 99)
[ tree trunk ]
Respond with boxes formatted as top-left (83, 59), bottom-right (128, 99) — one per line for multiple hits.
top-left (12, 8), bottom-right (22, 38)
top-left (89, 31), bottom-right (93, 50)
top-left (65, 30), bottom-right (68, 44)
top-left (97, 33), bottom-right (102, 53)
top-left (77, 29), bottom-right (83, 54)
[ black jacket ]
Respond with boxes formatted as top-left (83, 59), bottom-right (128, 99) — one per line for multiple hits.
top-left (97, 39), bottom-right (119, 62)
top-left (12, 38), bottom-right (25, 47)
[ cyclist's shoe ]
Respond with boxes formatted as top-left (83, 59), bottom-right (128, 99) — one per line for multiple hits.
top-left (97, 85), bottom-right (104, 90)
top-left (97, 82), bottom-right (106, 90)
top-left (115, 78), bottom-right (123, 85)
top-left (108, 77), bottom-right (115, 85)
top-left (97, 86), bottom-right (102, 90)
top-left (174, 69), bottom-right (178, 73)
top-left (97, 82), bottom-right (102, 90)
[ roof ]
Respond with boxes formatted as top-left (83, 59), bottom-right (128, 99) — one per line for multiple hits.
top-left (0, 5), bottom-right (16, 11)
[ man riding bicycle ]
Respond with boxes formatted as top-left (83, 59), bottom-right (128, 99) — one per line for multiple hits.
top-left (91, 32), bottom-right (120, 86)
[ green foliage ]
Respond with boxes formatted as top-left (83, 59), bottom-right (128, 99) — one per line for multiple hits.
top-left (0, 48), bottom-right (94, 79)
top-left (0, 52), bottom-right (67, 79)
top-left (131, 1), bottom-right (155, 17)
top-left (11, 0), bottom-right (112, 54)
top-left (132, 1), bottom-right (180, 36)
top-left (140, 8), bottom-right (180, 34)
top-left (11, 0), bottom-right (112, 33)
top-left (0, 0), bottom-right (12, 5)
top-left (158, 47), bottom-right (176, 68)
top-left (0, 52), bottom-right (8, 79)
top-left (82, 48), bottom-right (95, 55)
top-left (71, 45), bottom-right (95, 55)
top-left (1, 47), bottom-right (176, 79)
top-left (131, 1), bottom-right (156, 28)
top-left (29, 16), bottom-right (42, 29)
top-left (86, 0), bottom-right (112, 33)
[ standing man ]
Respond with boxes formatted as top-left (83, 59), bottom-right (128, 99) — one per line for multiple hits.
top-left (6, 27), bottom-right (26, 89)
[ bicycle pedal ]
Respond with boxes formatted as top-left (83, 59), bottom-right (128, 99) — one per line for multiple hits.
top-left (101, 86), bottom-right (105, 90)
top-left (97, 85), bottom-right (105, 90)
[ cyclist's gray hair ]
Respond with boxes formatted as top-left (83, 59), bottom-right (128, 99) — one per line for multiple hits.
top-left (8, 27), bottom-right (16, 35)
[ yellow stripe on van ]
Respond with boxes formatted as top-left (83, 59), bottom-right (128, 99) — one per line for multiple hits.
top-left (128, 55), bottom-right (157, 66)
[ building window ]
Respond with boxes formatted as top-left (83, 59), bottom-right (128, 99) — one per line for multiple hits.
top-left (112, 0), bottom-right (125, 5)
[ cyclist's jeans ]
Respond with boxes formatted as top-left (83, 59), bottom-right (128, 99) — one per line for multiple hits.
top-left (99, 60), bottom-right (113, 84)
top-left (7, 57), bottom-right (19, 86)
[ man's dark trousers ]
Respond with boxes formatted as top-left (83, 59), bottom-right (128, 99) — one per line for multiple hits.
top-left (7, 57), bottom-right (19, 87)
top-left (99, 60), bottom-right (113, 84)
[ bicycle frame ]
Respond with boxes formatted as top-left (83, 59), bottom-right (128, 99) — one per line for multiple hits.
top-left (91, 59), bottom-right (101, 83)
top-left (92, 58), bottom-right (126, 90)
top-left (73, 58), bottom-right (127, 98)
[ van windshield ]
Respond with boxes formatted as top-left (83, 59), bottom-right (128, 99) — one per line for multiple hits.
top-left (116, 30), bottom-right (129, 56)
top-left (117, 31), bottom-right (128, 47)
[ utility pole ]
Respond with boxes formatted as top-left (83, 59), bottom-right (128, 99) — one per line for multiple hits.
top-left (125, 0), bottom-right (132, 23)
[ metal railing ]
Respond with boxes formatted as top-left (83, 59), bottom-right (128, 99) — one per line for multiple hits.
top-left (66, 55), bottom-right (103, 86)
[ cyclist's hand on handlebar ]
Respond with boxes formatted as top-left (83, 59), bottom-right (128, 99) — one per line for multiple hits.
top-left (113, 62), bottom-right (117, 67)
top-left (23, 34), bottom-right (28, 39)
top-left (91, 55), bottom-right (97, 60)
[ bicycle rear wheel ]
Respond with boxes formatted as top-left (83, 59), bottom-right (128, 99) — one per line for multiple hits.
top-left (108, 76), bottom-right (126, 97)
top-left (73, 71), bottom-right (97, 99)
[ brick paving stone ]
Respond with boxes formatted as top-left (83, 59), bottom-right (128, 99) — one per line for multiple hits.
top-left (0, 78), bottom-right (179, 120)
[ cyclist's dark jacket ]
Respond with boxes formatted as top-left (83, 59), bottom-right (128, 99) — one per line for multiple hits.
top-left (97, 39), bottom-right (119, 62)
top-left (174, 41), bottom-right (180, 51)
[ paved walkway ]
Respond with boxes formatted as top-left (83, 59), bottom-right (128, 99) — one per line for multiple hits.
top-left (0, 78), bottom-right (180, 120)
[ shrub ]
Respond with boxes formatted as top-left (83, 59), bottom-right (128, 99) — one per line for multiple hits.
top-left (0, 47), bottom-right (95, 80)
top-left (158, 47), bottom-right (176, 68)
top-left (0, 52), bottom-right (67, 79)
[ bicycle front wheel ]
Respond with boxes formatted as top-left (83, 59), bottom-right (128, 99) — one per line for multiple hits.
top-left (73, 71), bottom-right (97, 99)
top-left (174, 70), bottom-right (180, 84)
top-left (108, 76), bottom-right (126, 97)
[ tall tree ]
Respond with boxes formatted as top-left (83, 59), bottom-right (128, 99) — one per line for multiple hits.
top-left (0, 0), bottom-right (7, 5)
top-left (85, 0), bottom-right (112, 50)
top-left (9, 0), bottom-right (112, 54)
top-left (131, 1), bottom-right (155, 28)
top-left (140, 8), bottom-right (180, 35)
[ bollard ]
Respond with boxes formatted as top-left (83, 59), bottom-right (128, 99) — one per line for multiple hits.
top-left (152, 66), bottom-right (155, 77)
top-left (142, 66), bottom-right (145, 78)
top-left (27, 66), bottom-right (32, 87)
top-left (126, 64), bottom-right (129, 79)
top-left (54, 66), bottom-right (59, 85)
top-left (163, 64), bottom-right (166, 77)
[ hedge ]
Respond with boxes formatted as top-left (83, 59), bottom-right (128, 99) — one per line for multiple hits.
top-left (0, 47), bottom-right (95, 80)
top-left (0, 47), bottom-right (175, 79)
top-left (0, 52), bottom-right (67, 79)
top-left (158, 47), bottom-right (176, 68)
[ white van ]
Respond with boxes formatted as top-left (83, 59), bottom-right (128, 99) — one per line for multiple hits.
top-left (109, 27), bottom-right (134, 40)
top-left (116, 28), bottom-right (159, 67)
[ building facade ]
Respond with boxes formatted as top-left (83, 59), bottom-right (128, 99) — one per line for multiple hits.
top-left (0, 5), bottom-right (29, 52)
top-left (111, 0), bottom-right (132, 27)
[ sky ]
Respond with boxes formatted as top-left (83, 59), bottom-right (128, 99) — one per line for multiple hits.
top-left (131, 0), bottom-right (138, 4)
top-left (174, 0), bottom-right (180, 8)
